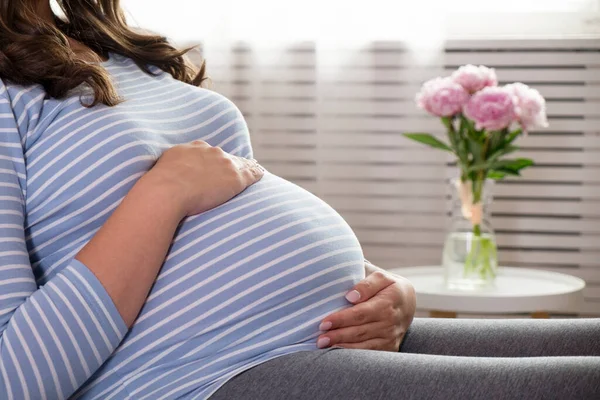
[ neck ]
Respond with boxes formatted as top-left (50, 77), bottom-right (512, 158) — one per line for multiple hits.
top-left (37, 1), bottom-right (56, 26)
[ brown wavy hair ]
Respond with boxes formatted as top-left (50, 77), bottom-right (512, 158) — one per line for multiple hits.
top-left (0, 0), bottom-right (206, 106)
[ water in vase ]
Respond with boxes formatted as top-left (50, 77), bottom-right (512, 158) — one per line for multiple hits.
top-left (443, 231), bottom-right (498, 291)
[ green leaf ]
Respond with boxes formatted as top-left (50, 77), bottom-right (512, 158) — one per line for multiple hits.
top-left (463, 117), bottom-right (485, 142)
top-left (487, 145), bottom-right (519, 164)
top-left (489, 129), bottom-right (507, 153)
top-left (464, 147), bottom-right (523, 175)
top-left (455, 117), bottom-right (470, 166)
top-left (505, 128), bottom-right (523, 144)
top-left (467, 138), bottom-right (483, 164)
top-left (465, 163), bottom-right (485, 174)
top-left (403, 133), bottom-right (453, 152)
top-left (458, 115), bottom-right (468, 138)
top-left (491, 167), bottom-right (521, 177)
top-left (491, 158), bottom-right (534, 172)
top-left (441, 117), bottom-right (454, 131)
top-left (487, 170), bottom-right (507, 180)
top-left (444, 123), bottom-right (458, 153)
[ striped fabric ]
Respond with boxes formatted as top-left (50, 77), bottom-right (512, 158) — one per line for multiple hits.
top-left (0, 53), bottom-right (365, 399)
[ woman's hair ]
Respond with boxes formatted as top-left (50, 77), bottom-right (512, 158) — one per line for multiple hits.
top-left (0, 0), bottom-right (206, 106)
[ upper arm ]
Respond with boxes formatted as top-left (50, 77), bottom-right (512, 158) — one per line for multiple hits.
top-left (0, 80), bottom-right (37, 333)
top-left (0, 80), bottom-right (128, 399)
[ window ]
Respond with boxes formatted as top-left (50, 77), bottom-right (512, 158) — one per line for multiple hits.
top-left (122, 0), bottom-right (600, 43)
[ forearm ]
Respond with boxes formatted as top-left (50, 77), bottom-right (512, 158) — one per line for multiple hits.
top-left (76, 173), bottom-right (185, 327)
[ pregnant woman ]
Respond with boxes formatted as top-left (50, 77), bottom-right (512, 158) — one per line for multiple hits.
top-left (1, 1), bottom-right (598, 399)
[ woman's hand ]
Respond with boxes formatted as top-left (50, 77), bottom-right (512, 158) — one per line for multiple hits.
top-left (317, 267), bottom-right (416, 352)
top-left (147, 140), bottom-right (265, 217)
top-left (77, 141), bottom-right (264, 327)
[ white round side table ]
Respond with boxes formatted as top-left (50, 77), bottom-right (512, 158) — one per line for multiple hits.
top-left (388, 266), bottom-right (586, 318)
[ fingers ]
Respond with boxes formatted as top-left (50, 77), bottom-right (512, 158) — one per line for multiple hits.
top-left (188, 141), bottom-right (261, 170)
top-left (317, 321), bottom-right (389, 348)
top-left (236, 157), bottom-right (265, 184)
top-left (318, 300), bottom-right (381, 331)
top-left (231, 155), bottom-right (258, 170)
top-left (186, 139), bottom-right (265, 183)
top-left (238, 157), bottom-right (261, 170)
top-left (345, 270), bottom-right (396, 305)
top-left (239, 157), bottom-right (265, 173)
top-left (190, 139), bottom-right (211, 148)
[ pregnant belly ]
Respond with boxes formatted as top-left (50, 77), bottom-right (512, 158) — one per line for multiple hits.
top-left (100, 171), bottom-right (365, 392)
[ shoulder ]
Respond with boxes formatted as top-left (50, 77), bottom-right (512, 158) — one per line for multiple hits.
top-left (0, 78), bottom-right (18, 127)
top-left (0, 78), bottom-right (47, 143)
top-left (199, 86), bottom-right (243, 109)
top-left (0, 78), bottom-right (46, 108)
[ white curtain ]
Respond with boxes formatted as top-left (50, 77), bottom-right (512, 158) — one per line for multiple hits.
top-left (122, 0), bottom-right (599, 44)
top-left (120, 1), bottom-right (600, 316)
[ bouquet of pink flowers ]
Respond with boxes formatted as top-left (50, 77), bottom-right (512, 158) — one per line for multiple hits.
top-left (404, 65), bottom-right (548, 284)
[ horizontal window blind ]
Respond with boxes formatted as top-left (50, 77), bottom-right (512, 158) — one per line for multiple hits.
top-left (186, 38), bottom-right (600, 316)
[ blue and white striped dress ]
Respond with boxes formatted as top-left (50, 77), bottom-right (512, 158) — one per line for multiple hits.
top-left (0, 53), bottom-right (365, 399)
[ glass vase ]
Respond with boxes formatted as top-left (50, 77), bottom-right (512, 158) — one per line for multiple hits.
top-left (442, 178), bottom-right (498, 290)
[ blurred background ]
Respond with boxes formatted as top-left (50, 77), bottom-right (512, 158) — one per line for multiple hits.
top-left (120, 1), bottom-right (600, 317)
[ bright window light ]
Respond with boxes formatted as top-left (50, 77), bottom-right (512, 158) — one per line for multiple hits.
top-left (121, 0), bottom-right (599, 43)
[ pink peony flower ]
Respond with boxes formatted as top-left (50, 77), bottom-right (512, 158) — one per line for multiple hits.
top-left (452, 64), bottom-right (498, 93)
top-left (415, 77), bottom-right (469, 117)
top-left (505, 82), bottom-right (549, 133)
top-left (463, 87), bottom-right (516, 131)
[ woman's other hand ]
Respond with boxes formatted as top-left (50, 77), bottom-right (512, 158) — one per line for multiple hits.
top-left (317, 267), bottom-right (416, 352)
top-left (147, 140), bottom-right (265, 217)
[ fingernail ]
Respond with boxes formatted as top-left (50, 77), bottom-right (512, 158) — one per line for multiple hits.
top-left (317, 337), bottom-right (330, 348)
top-left (345, 290), bottom-right (361, 303)
top-left (319, 321), bottom-right (332, 331)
